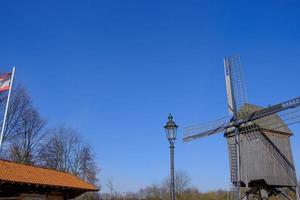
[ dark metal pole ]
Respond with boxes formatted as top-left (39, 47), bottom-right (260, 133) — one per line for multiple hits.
top-left (234, 128), bottom-right (241, 200)
top-left (165, 114), bottom-right (177, 200)
top-left (170, 142), bottom-right (175, 200)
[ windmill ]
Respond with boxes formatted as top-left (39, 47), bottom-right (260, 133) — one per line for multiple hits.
top-left (183, 55), bottom-right (300, 200)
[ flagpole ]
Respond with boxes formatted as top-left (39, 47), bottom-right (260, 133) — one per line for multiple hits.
top-left (0, 66), bottom-right (16, 150)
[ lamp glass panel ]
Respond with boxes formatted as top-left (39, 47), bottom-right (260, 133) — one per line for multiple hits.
top-left (168, 127), bottom-right (176, 140)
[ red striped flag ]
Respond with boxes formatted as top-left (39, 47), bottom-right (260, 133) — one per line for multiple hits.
top-left (0, 73), bottom-right (12, 92)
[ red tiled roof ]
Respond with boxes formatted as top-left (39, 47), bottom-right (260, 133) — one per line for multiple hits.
top-left (0, 160), bottom-right (98, 191)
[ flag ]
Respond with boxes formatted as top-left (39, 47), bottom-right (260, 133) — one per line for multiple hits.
top-left (0, 67), bottom-right (15, 149)
top-left (0, 73), bottom-right (12, 92)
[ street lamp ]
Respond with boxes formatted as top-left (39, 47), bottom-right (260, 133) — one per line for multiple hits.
top-left (164, 114), bottom-right (178, 200)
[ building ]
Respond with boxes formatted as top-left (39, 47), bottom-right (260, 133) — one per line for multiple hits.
top-left (0, 160), bottom-right (99, 200)
top-left (225, 104), bottom-right (297, 188)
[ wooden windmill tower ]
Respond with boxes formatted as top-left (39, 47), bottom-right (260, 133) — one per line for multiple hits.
top-left (183, 55), bottom-right (300, 200)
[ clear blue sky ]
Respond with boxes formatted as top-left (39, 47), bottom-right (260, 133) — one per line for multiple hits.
top-left (0, 0), bottom-right (299, 193)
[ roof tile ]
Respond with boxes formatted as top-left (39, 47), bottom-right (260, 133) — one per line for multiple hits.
top-left (0, 160), bottom-right (98, 191)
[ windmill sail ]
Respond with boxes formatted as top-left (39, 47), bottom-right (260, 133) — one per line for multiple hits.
top-left (224, 55), bottom-right (247, 117)
top-left (245, 97), bottom-right (300, 123)
top-left (224, 58), bottom-right (235, 114)
top-left (238, 100), bottom-right (300, 136)
top-left (183, 116), bottom-right (231, 142)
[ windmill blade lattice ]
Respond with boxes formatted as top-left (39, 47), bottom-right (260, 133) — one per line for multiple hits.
top-left (224, 55), bottom-right (247, 117)
top-left (240, 104), bottom-right (300, 135)
top-left (183, 116), bottom-right (231, 142)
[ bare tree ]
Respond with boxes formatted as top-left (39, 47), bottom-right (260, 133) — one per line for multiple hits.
top-left (0, 86), bottom-right (46, 164)
top-left (38, 125), bottom-right (78, 171)
top-left (79, 145), bottom-right (98, 184)
top-left (106, 178), bottom-right (115, 200)
top-left (124, 192), bottom-right (139, 199)
top-left (74, 143), bottom-right (100, 200)
top-left (137, 184), bottom-right (165, 200)
top-left (163, 170), bottom-right (191, 199)
top-left (0, 86), bottom-right (31, 150)
top-left (9, 108), bottom-right (46, 164)
top-left (38, 125), bottom-right (99, 184)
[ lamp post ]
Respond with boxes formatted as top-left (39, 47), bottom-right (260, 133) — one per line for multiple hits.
top-left (164, 114), bottom-right (178, 200)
